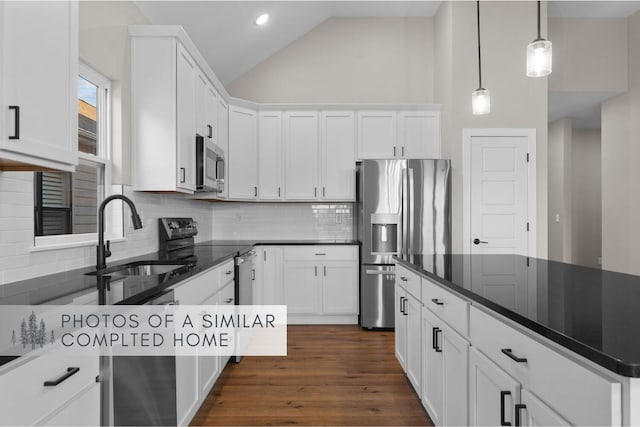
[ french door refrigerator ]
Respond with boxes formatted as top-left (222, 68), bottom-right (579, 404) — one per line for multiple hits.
top-left (357, 159), bottom-right (451, 329)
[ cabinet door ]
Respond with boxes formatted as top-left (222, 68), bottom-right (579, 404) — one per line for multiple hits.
top-left (217, 98), bottom-right (229, 198)
top-left (320, 111), bottom-right (355, 201)
top-left (284, 111), bottom-right (319, 200)
top-left (322, 261), bottom-right (358, 314)
top-left (469, 347), bottom-right (520, 427)
top-left (518, 389), bottom-right (571, 427)
top-left (42, 382), bottom-right (100, 426)
top-left (176, 355), bottom-right (198, 426)
top-left (258, 111), bottom-right (283, 200)
top-left (283, 261), bottom-right (321, 314)
top-left (198, 292), bottom-right (220, 398)
top-left (356, 111), bottom-right (397, 159)
top-left (0, 1), bottom-right (77, 171)
top-left (422, 306), bottom-right (443, 426)
top-left (228, 105), bottom-right (257, 199)
top-left (262, 247), bottom-right (284, 305)
top-left (205, 84), bottom-right (218, 143)
top-left (195, 72), bottom-right (208, 138)
top-left (442, 323), bottom-right (469, 426)
top-left (176, 44), bottom-right (197, 192)
top-left (398, 111), bottom-right (441, 159)
top-left (406, 293), bottom-right (422, 394)
top-left (394, 286), bottom-right (407, 370)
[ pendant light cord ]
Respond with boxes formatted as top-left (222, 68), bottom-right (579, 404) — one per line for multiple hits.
top-left (537, 0), bottom-right (542, 39)
top-left (477, 0), bottom-right (482, 89)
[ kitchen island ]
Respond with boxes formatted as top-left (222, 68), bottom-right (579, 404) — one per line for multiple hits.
top-left (394, 253), bottom-right (640, 426)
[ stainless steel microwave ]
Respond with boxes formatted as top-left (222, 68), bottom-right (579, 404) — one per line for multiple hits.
top-left (196, 134), bottom-right (225, 193)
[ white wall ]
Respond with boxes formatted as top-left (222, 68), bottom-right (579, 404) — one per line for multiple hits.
top-left (443, 1), bottom-right (548, 255)
top-left (549, 17), bottom-right (628, 93)
top-left (227, 17), bottom-right (435, 104)
top-left (571, 129), bottom-right (601, 268)
top-left (548, 118), bottom-right (572, 263)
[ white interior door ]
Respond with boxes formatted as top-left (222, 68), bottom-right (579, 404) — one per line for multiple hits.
top-left (465, 130), bottom-right (535, 256)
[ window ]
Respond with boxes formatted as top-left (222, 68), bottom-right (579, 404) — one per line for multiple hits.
top-left (34, 64), bottom-right (112, 245)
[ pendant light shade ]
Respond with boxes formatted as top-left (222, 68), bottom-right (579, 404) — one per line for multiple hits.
top-left (472, 0), bottom-right (490, 115)
top-left (526, 1), bottom-right (552, 77)
top-left (472, 88), bottom-right (491, 115)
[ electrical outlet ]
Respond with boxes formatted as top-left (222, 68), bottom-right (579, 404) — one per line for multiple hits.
top-left (555, 213), bottom-right (560, 223)
top-left (335, 214), bottom-right (342, 224)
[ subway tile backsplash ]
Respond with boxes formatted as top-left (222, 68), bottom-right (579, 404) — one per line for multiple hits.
top-left (0, 171), bottom-right (354, 285)
top-left (209, 202), bottom-right (354, 240)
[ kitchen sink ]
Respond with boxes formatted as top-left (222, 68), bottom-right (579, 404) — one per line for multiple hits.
top-left (86, 261), bottom-right (192, 278)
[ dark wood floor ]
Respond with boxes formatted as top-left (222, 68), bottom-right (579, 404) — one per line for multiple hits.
top-left (191, 325), bottom-right (433, 426)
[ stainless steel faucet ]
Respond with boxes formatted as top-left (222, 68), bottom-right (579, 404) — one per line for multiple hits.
top-left (96, 194), bottom-right (143, 270)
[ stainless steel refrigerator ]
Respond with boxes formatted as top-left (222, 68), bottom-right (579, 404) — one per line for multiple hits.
top-left (357, 159), bottom-right (451, 329)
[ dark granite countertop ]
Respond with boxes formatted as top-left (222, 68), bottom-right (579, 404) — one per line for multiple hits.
top-left (196, 239), bottom-right (360, 246)
top-left (394, 254), bottom-right (640, 378)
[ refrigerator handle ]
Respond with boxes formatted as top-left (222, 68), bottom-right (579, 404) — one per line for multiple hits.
top-left (402, 168), bottom-right (408, 254)
top-left (408, 167), bottom-right (415, 253)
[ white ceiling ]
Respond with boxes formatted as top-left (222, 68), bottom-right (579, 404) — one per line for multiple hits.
top-left (134, 1), bottom-right (640, 128)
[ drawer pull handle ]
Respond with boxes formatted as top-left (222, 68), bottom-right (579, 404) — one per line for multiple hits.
top-left (501, 348), bottom-right (528, 363)
top-left (500, 391), bottom-right (512, 426)
top-left (431, 298), bottom-right (444, 306)
top-left (9, 106), bottom-right (20, 140)
top-left (44, 367), bottom-right (80, 387)
top-left (515, 403), bottom-right (526, 427)
top-left (225, 298), bottom-right (234, 304)
top-left (399, 296), bottom-right (405, 314)
top-left (402, 297), bottom-right (408, 315)
top-left (432, 327), bottom-right (442, 352)
top-left (315, 253), bottom-right (326, 256)
top-left (400, 277), bottom-right (408, 282)
top-left (225, 270), bottom-right (233, 275)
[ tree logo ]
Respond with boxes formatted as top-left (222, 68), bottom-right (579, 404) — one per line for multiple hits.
top-left (10, 311), bottom-right (54, 349)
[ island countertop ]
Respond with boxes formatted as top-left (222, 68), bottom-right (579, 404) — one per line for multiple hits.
top-left (394, 253), bottom-right (640, 378)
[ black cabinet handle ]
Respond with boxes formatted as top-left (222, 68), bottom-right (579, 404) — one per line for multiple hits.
top-left (180, 167), bottom-right (186, 183)
top-left (433, 327), bottom-right (442, 352)
top-left (254, 186), bottom-right (258, 197)
top-left (322, 187), bottom-right (326, 197)
top-left (431, 298), bottom-right (444, 306)
top-left (278, 187), bottom-right (281, 197)
top-left (225, 270), bottom-right (233, 275)
top-left (473, 238), bottom-right (488, 245)
top-left (432, 327), bottom-right (438, 350)
top-left (501, 348), bottom-right (528, 363)
top-left (314, 187), bottom-right (317, 197)
top-left (44, 367), bottom-right (80, 387)
top-left (399, 296), bottom-right (404, 314)
top-left (252, 269), bottom-right (255, 280)
top-left (402, 297), bottom-right (408, 315)
top-left (225, 298), bottom-right (233, 304)
top-left (500, 391), bottom-right (512, 426)
top-left (515, 403), bottom-right (526, 427)
top-left (323, 265), bottom-right (326, 276)
top-left (402, 146), bottom-right (405, 157)
top-left (207, 124), bottom-right (213, 139)
top-left (9, 105), bottom-right (20, 140)
top-left (400, 276), bottom-right (408, 282)
top-left (315, 253), bottom-right (326, 256)
top-left (393, 146), bottom-right (397, 157)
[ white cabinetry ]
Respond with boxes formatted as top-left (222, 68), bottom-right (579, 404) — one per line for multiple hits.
top-left (357, 110), bottom-right (441, 160)
top-left (395, 267), bottom-right (422, 393)
top-left (217, 98), bottom-right (229, 198)
top-left (0, 1), bottom-right (78, 172)
top-left (258, 111), bottom-right (284, 200)
top-left (176, 44), bottom-right (197, 192)
top-left (254, 246), bottom-right (284, 305)
top-left (284, 111), bottom-right (319, 200)
top-left (282, 246), bottom-right (358, 324)
top-left (228, 105), bottom-right (258, 199)
top-left (320, 111), bottom-right (356, 201)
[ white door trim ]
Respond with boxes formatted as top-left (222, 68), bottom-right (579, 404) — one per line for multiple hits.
top-left (462, 128), bottom-right (537, 257)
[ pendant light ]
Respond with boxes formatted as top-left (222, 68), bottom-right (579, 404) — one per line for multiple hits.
top-left (526, 0), bottom-right (552, 77)
top-left (472, 0), bottom-right (490, 115)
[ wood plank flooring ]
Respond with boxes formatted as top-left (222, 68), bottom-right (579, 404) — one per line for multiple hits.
top-left (191, 325), bottom-right (433, 426)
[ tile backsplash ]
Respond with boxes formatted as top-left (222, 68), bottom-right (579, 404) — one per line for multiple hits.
top-left (210, 202), bottom-right (354, 240)
top-left (0, 171), bottom-right (355, 285)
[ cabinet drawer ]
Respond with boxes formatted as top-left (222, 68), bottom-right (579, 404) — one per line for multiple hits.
top-left (218, 281), bottom-right (235, 305)
top-left (283, 245), bottom-right (358, 261)
top-left (218, 258), bottom-right (235, 286)
top-left (0, 346), bottom-right (98, 426)
top-left (174, 267), bottom-right (219, 305)
top-left (470, 306), bottom-right (622, 426)
top-left (421, 277), bottom-right (469, 337)
top-left (396, 264), bottom-right (421, 300)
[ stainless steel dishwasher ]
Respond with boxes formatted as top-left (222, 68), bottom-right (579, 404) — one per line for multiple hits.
top-left (234, 249), bottom-right (256, 362)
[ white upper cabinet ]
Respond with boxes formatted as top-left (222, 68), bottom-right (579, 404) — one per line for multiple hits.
top-left (204, 84), bottom-right (218, 143)
top-left (258, 111), bottom-right (283, 200)
top-left (176, 44), bottom-right (197, 192)
top-left (228, 105), bottom-right (258, 200)
top-left (357, 109), bottom-right (442, 160)
top-left (398, 110), bottom-right (441, 158)
top-left (284, 111), bottom-right (319, 200)
top-left (357, 111), bottom-right (397, 159)
top-left (320, 111), bottom-right (356, 201)
top-left (0, 1), bottom-right (78, 172)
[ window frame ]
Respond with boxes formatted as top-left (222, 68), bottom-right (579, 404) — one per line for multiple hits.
top-left (33, 62), bottom-right (117, 249)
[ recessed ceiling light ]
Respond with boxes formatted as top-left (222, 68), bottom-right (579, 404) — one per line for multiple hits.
top-left (255, 13), bottom-right (269, 26)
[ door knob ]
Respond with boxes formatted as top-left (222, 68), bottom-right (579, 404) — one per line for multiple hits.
top-left (473, 238), bottom-right (488, 245)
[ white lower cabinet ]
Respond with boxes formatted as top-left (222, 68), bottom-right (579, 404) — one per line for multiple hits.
top-left (260, 246), bottom-right (284, 305)
top-left (283, 261), bottom-right (321, 315)
top-left (41, 382), bottom-right (100, 427)
top-left (395, 272), bottom-right (422, 394)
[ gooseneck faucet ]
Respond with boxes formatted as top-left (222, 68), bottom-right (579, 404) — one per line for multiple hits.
top-left (97, 194), bottom-right (143, 270)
